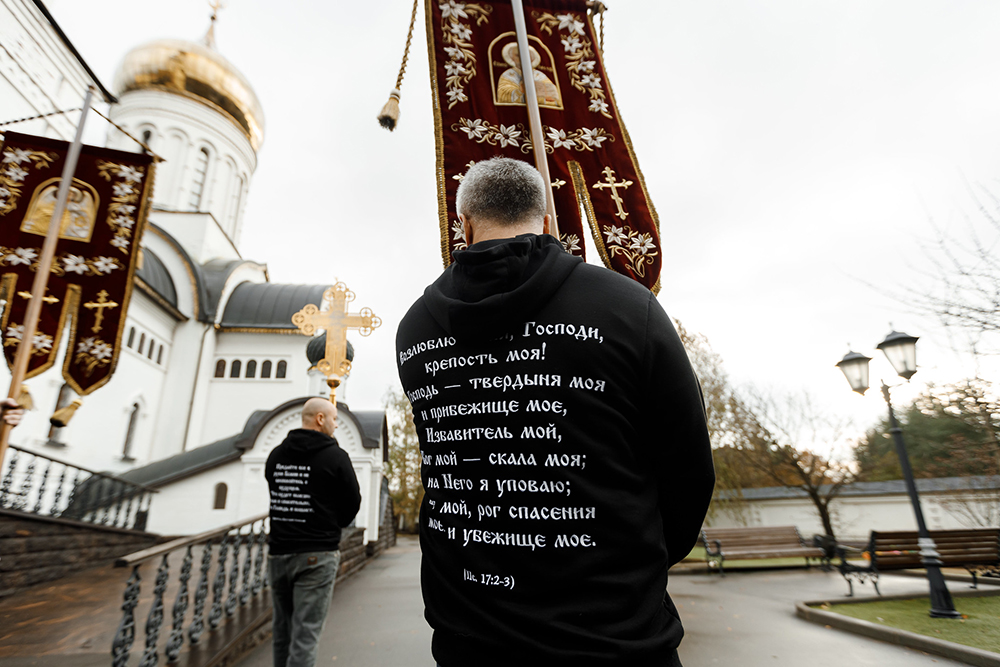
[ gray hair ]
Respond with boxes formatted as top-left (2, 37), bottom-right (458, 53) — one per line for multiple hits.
top-left (455, 157), bottom-right (546, 225)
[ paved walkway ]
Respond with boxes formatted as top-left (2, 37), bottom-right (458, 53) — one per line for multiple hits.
top-left (241, 538), bottom-right (974, 666)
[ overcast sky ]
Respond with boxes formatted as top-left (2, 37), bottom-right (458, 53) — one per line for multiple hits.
top-left (45, 0), bottom-right (1000, 451)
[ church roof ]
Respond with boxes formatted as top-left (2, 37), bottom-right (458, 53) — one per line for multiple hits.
top-left (220, 283), bottom-right (327, 332)
top-left (135, 248), bottom-right (178, 308)
top-left (118, 398), bottom-right (387, 487)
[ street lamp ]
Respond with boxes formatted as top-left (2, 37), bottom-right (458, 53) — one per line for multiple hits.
top-left (837, 331), bottom-right (961, 619)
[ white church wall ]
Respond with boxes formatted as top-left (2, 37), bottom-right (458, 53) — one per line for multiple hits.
top-left (199, 333), bottom-right (310, 445)
top-left (144, 462), bottom-right (245, 536)
top-left (0, 0), bottom-right (95, 142)
top-left (107, 88), bottom-right (255, 244)
top-left (707, 490), bottom-right (998, 541)
top-left (147, 209), bottom-right (241, 265)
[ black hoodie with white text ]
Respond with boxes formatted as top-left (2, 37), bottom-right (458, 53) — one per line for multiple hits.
top-left (396, 234), bottom-right (715, 667)
top-left (265, 428), bottom-right (361, 555)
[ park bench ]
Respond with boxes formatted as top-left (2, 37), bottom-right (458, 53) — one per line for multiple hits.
top-left (701, 526), bottom-right (826, 575)
top-left (837, 528), bottom-right (1000, 596)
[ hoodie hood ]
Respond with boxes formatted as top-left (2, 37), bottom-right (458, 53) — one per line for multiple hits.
top-left (284, 428), bottom-right (338, 453)
top-left (423, 234), bottom-right (582, 339)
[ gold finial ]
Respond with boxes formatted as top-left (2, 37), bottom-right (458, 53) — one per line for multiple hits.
top-left (204, 0), bottom-right (226, 49)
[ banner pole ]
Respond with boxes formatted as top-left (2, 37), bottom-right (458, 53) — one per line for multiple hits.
top-left (511, 0), bottom-right (559, 239)
top-left (0, 86), bottom-right (95, 469)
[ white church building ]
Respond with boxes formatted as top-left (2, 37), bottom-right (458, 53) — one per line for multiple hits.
top-left (0, 0), bottom-right (389, 542)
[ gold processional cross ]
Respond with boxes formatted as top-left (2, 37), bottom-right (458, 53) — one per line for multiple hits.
top-left (291, 281), bottom-right (381, 401)
top-left (592, 166), bottom-right (633, 221)
top-left (83, 290), bottom-right (119, 333)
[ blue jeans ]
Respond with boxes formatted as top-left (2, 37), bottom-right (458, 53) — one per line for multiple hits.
top-left (269, 551), bottom-right (341, 667)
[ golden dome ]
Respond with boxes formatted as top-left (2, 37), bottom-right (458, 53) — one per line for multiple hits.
top-left (113, 39), bottom-right (265, 151)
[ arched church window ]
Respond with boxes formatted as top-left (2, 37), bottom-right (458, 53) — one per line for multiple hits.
top-left (230, 176), bottom-right (244, 229)
top-left (147, 337), bottom-right (155, 359)
top-left (230, 360), bottom-right (242, 378)
top-left (261, 361), bottom-right (272, 379)
top-left (157, 346), bottom-right (164, 365)
top-left (123, 403), bottom-right (140, 461)
top-left (214, 359), bottom-right (226, 377)
top-left (142, 130), bottom-right (152, 146)
top-left (47, 383), bottom-right (74, 442)
top-left (138, 333), bottom-right (145, 355)
top-left (276, 360), bottom-right (287, 379)
top-left (213, 483), bottom-right (227, 510)
top-left (189, 148), bottom-right (210, 211)
top-left (246, 360), bottom-right (257, 378)
top-left (127, 327), bottom-right (136, 348)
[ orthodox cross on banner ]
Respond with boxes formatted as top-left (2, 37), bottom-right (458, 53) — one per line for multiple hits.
top-left (592, 167), bottom-right (633, 221)
top-left (83, 290), bottom-right (119, 333)
top-left (291, 281), bottom-right (381, 400)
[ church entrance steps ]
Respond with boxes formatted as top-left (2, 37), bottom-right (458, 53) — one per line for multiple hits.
top-left (0, 508), bottom-right (158, 598)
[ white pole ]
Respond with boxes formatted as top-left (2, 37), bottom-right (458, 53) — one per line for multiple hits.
top-left (511, 0), bottom-right (559, 239)
top-left (0, 87), bottom-right (95, 467)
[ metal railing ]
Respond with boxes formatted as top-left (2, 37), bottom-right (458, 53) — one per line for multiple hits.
top-left (112, 513), bottom-right (270, 667)
top-left (0, 444), bottom-right (157, 530)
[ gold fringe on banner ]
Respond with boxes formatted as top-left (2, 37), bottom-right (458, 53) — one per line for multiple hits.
top-left (16, 384), bottom-right (33, 411)
top-left (378, 0), bottom-right (420, 131)
top-left (50, 399), bottom-right (82, 428)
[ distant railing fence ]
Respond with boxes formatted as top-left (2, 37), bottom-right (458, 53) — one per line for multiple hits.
top-left (112, 513), bottom-right (270, 667)
top-left (0, 444), bottom-right (156, 530)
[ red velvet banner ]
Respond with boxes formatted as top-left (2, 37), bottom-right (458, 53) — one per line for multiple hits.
top-left (427, 0), bottom-right (661, 292)
top-left (0, 131), bottom-right (154, 395)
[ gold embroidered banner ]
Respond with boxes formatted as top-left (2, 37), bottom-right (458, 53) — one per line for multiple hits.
top-left (427, 0), bottom-right (661, 292)
top-left (0, 131), bottom-right (154, 395)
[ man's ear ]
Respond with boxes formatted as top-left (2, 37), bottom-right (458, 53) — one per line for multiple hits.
top-left (460, 213), bottom-right (474, 246)
top-left (541, 213), bottom-right (551, 236)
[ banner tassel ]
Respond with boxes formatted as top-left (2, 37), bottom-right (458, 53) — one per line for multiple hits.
top-left (16, 384), bottom-right (33, 411)
top-left (50, 399), bottom-right (82, 428)
top-left (378, 0), bottom-right (419, 131)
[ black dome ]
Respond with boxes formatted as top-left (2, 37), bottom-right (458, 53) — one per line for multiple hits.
top-left (307, 333), bottom-right (355, 366)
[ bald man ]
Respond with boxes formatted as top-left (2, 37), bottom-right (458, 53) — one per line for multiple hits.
top-left (265, 397), bottom-right (361, 667)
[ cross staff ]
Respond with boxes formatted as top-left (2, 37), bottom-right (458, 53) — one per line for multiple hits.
top-left (83, 290), bottom-right (119, 333)
top-left (291, 282), bottom-right (381, 400)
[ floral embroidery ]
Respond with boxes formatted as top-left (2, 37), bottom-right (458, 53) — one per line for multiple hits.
top-left (0, 147), bottom-right (57, 216)
top-left (0, 247), bottom-right (124, 275)
top-left (453, 118), bottom-right (613, 154)
top-left (536, 11), bottom-right (612, 119)
top-left (451, 219), bottom-right (468, 251)
top-left (74, 336), bottom-right (114, 375)
top-left (439, 2), bottom-right (492, 110)
top-left (96, 160), bottom-right (145, 255)
top-left (3, 324), bottom-right (54, 356)
top-left (602, 224), bottom-right (657, 278)
top-left (6, 247), bottom-right (37, 266)
top-left (560, 233), bottom-right (582, 255)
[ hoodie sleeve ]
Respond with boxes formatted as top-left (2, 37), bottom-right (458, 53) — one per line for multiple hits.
top-left (331, 449), bottom-right (362, 528)
top-left (642, 294), bottom-right (716, 567)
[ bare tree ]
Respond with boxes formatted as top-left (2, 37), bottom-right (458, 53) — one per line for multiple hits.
top-left (736, 391), bottom-right (856, 538)
top-left (384, 387), bottom-right (424, 533)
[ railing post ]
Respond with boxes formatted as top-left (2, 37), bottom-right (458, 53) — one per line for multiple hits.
top-left (239, 527), bottom-right (253, 606)
top-left (138, 554), bottom-right (170, 667)
top-left (32, 459), bottom-right (51, 514)
top-left (225, 530), bottom-right (239, 617)
top-left (188, 540), bottom-right (213, 644)
top-left (0, 448), bottom-right (16, 508)
top-left (14, 454), bottom-right (35, 511)
top-left (251, 521), bottom-right (266, 596)
top-left (208, 534), bottom-right (229, 630)
top-left (112, 565), bottom-right (142, 667)
top-left (164, 546), bottom-right (193, 662)
top-left (50, 463), bottom-right (67, 516)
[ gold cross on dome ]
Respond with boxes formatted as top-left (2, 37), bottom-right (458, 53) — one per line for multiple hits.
top-left (291, 281), bottom-right (381, 399)
top-left (592, 166), bottom-right (633, 221)
top-left (83, 290), bottom-right (119, 333)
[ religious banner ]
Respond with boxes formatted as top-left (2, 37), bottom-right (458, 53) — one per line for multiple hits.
top-left (427, 0), bottom-right (661, 292)
top-left (0, 131), bottom-right (154, 395)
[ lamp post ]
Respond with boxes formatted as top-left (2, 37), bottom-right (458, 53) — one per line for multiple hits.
top-left (836, 331), bottom-right (961, 619)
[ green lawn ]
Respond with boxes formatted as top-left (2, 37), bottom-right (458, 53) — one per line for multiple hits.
top-left (821, 596), bottom-right (1000, 654)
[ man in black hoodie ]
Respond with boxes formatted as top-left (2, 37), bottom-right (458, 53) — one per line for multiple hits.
top-left (265, 397), bottom-right (361, 667)
top-left (396, 157), bottom-right (715, 667)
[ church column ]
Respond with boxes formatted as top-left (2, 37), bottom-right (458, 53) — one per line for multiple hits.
top-left (182, 324), bottom-right (220, 451)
